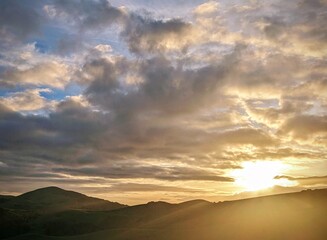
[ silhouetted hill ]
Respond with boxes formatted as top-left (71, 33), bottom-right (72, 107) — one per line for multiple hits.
top-left (0, 195), bottom-right (14, 204)
top-left (1, 188), bottom-right (327, 240)
top-left (0, 187), bottom-right (127, 239)
top-left (177, 199), bottom-right (211, 208)
top-left (1, 186), bottom-right (126, 213)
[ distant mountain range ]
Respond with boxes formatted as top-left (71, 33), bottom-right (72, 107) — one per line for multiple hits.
top-left (1, 187), bottom-right (327, 240)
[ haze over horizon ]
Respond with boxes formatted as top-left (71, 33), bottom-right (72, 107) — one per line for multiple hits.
top-left (0, 0), bottom-right (326, 205)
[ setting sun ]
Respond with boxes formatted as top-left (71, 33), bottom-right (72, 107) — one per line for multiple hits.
top-left (233, 161), bottom-right (287, 191)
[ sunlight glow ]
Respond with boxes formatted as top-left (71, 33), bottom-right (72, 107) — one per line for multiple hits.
top-left (233, 161), bottom-right (288, 191)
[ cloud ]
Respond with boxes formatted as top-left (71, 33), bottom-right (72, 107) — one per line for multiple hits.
top-left (244, 98), bottom-right (314, 128)
top-left (0, 0), bottom-right (43, 42)
top-left (0, 88), bottom-right (55, 112)
top-left (275, 175), bottom-right (327, 187)
top-left (85, 47), bottom-right (240, 116)
top-left (279, 115), bottom-right (327, 140)
top-left (47, 0), bottom-right (126, 30)
top-left (0, 100), bottom-right (106, 152)
top-left (214, 128), bottom-right (277, 147)
top-left (193, 1), bottom-right (219, 16)
top-left (121, 14), bottom-right (193, 54)
top-left (94, 44), bottom-right (113, 53)
top-left (105, 183), bottom-right (204, 193)
top-left (42, 0), bottom-right (198, 55)
top-left (54, 165), bottom-right (233, 182)
top-left (294, 78), bottom-right (327, 100)
top-left (0, 61), bottom-right (71, 89)
top-left (256, 0), bottom-right (327, 57)
top-left (0, 0), bottom-right (326, 202)
top-left (0, 43), bottom-right (74, 89)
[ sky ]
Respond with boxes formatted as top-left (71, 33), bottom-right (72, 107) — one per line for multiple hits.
top-left (0, 0), bottom-right (326, 205)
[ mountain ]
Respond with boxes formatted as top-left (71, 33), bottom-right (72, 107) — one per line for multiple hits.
top-left (1, 186), bottom-right (127, 213)
top-left (1, 188), bottom-right (327, 240)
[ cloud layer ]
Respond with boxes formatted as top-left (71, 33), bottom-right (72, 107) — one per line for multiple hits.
top-left (0, 0), bottom-right (326, 204)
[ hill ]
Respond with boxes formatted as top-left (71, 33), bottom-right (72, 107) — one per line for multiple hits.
top-left (1, 186), bottom-right (126, 212)
top-left (0, 195), bottom-right (15, 204)
top-left (1, 188), bottom-right (327, 240)
top-left (0, 187), bottom-right (127, 239)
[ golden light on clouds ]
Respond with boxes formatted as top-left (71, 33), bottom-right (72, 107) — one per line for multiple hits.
top-left (0, 0), bottom-right (326, 204)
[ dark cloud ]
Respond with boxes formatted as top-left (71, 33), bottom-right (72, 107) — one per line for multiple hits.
top-left (0, 0), bottom-right (43, 42)
top-left (0, 101), bottom-right (106, 151)
top-left (54, 35), bottom-right (86, 56)
top-left (299, 0), bottom-right (326, 9)
top-left (54, 165), bottom-right (233, 182)
top-left (48, 0), bottom-right (194, 55)
top-left (275, 175), bottom-right (327, 186)
top-left (214, 128), bottom-right (277, 147)
top-left (121, 14), bottom-right (192, 54)
top-left (263, 17), bottom-right (286, 41)
top-left (0, 100), bottom-right (117, 183)
top-left (0, 43), bottom-right (278, 189)
top-left (0, 0), bottom-right (195, 58)
top-left (85, 49), bottom-right (240, 116)
top-left (260, 0), bottom-right (327, 55)
top-left (225, 147), bottom-right (327, 163)
top-left (104, 183), bottom-right (204, 193)
top-left (279, 115), bottom-right (327, 140)
top-left (52, 0), bottom-right (126, 30)
top-left (245, 97), bottom-right (315, 126)
top-left (44, 0), bottom-right (194, 55)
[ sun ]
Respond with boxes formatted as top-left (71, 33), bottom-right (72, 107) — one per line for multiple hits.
top-left (232, 161), bottom-right (286, 191)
